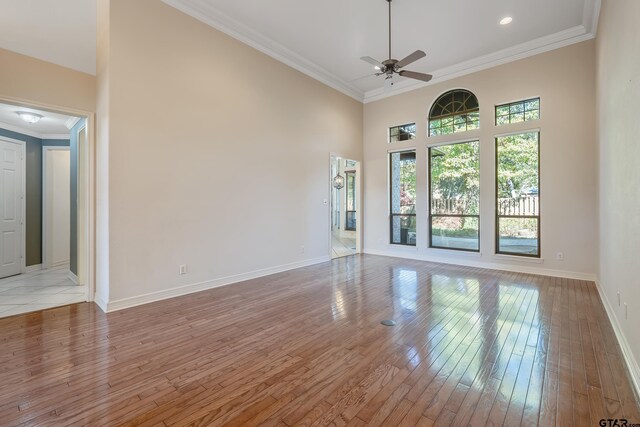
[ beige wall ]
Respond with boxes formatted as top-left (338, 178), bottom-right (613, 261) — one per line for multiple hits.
top-left (0, 48), bottom-right (95, 112)
top-left (99, 0), bottom-right (362, 306)
top-left (96, 0), bottom-right (111, 305)
top-left (363, 41), bottom-right (597, 279)
top-left (596, 0), bottom-right (640, 385)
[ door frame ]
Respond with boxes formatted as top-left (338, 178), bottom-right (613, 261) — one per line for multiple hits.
top-left (41, 146), bottom-right (71, 269)
top-left (0, 94), bottom-right (96, 305)
top-left (75, 121), bottom-right (89, 302)
top-left (0, 135), bottom-right (26, 275)
top-left (328, 153), bottom-right (362, 258)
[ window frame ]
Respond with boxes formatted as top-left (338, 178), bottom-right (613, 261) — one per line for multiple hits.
top-left (495, 97), bottom-right (540, 126)
top-left (389, 123), bottom-right (417, 143)
top-left (494, 130), bottom-right (541, 258)
top-left (345, 171), bottom-right (356, 231)
top-left (389, 149), bottom-right (417, 246)
top-left (428, 89), bottom-right (480, 137)
top-left (428, 139), bottom-right (481, 253)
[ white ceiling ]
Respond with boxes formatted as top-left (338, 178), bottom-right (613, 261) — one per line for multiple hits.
top-left (0, 0), bottom-right (599, 102)
top-left (163, 0), bottom-right (600, 102)
top-left (0, 0), bottom-right (96, 75)
top-left (0, 102), bottom-right (77, 139)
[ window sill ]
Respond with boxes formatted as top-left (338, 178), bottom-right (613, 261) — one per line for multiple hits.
top-left (385, 244), bottom-right (418, 251)
top-left (425, 248), bottom-right (482, 257)
top-left (493, 254), bottom-right (544, 264)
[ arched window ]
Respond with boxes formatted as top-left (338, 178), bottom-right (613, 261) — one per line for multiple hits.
top-left (429, 89), bottom-right (479, 136)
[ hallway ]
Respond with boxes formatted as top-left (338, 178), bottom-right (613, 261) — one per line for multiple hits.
top-left (0, 266), bottom-right (85, 318)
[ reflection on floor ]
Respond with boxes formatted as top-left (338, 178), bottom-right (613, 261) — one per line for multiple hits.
top-left (0, 255), bottom-right (637, 425)
top-left (332, 230), bottom-right (356, 258)
top-left (0, 266), bottom-right (85, 318)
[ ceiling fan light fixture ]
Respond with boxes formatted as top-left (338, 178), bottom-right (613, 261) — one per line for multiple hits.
top-left (500, 16), bottom-right (513, 25)
top-left (16, 112), bottom-right (43, 124)
top-left (359, 0), bottom-right (432, 87)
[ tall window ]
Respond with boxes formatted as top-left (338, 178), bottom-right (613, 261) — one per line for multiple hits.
top-left (429, 141), bottom-right (480, 251)
top-left (429, 89), bottom-right (479, 136)
top-left (390, 151), bottom-right (416, 245)
top-left (496, 132), bottom-right (540, 256)
top-left (345, 171), bottom-right (356, 231)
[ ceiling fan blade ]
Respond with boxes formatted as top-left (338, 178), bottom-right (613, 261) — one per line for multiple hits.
top-left (396, 50), bottom-right (426, 69)
top-left (399, 70), bottom-right (433, 82)
top-left (360, 56), bottom-right (385, 69)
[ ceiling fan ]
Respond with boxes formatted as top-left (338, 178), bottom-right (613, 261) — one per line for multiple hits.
top-left (360, 0), bottom-right (432, 87)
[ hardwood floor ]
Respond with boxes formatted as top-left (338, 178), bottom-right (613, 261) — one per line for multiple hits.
top-left (0, 255), bottom-right (638, 426)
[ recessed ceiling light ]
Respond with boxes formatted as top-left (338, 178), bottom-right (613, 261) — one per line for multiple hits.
top-left (16, 112), bottom-right (43, 124)
top-left (500, 16), bottom-right (513, 25)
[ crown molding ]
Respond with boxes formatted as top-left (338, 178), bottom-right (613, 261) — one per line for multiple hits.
top-left (161, 0), bottom-right (364, 102)
top-left (583, 0), bottom-right (602, 35)
top-left (161, 0), bottom-right (601, 105)
top-left (363, 24), bottom-right (595, 103)
top-left (65, 116), bottom-right (81, 130)
top-left (0, 121), bottom-right (70, 140)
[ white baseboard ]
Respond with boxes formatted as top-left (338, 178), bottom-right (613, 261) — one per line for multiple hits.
top-left (102, 255), bottom-right (331, 313)
top-left (25, 264), bottom-right (43, 274)
top-left (48, 260), bottom-right (70, 269)
top-left (68, 271), bottom-right (79, 285)
top-left (595, 280), bottom-right (640, 403)
top-left (94, 294), bottom-right (108, 313)
top-left (363, 248), bottom-right (597, 281)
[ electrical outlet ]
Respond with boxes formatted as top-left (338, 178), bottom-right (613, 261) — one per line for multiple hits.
top-left (300, 245), bottom-right (305, 254)
top-left (179, 264), bottom-right (187, 275)
top-left (556, 252), bottom-right (564, 261)
top-left (624, 302), bottom-right (628, 320)
top-left (618, 291), bottom-right (621, 306)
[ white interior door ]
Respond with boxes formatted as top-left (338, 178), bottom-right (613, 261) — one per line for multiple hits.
top-left (44, 148), bottom-right (70, 268)
top-left (0, 138), bottom-right (23, 279)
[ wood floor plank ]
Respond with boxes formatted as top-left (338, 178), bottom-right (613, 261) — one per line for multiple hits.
top-left (0, 255), bottom-right (637, 426)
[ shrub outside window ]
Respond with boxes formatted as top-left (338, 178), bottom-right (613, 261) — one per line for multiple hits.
top-left (495, 132), bottom-right (540, 256)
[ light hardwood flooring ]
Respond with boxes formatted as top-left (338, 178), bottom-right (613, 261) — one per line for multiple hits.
top-left (0, 255), bottom-right (638, 426)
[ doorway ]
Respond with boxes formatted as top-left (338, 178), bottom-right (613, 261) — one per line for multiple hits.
top-left (43, 147), bottom-right (71, 269)
top-left (330, 155), bottom-right (360, 258)
top-left (0, 99), bottom-right (93, 318)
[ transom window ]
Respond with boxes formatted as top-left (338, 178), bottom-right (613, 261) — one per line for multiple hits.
top-left (389, 123), bottom-right (416, 143)
top-left (429, 89), bottom-right (479, 136)
top-left (495, 98), bottom-right (540, 125)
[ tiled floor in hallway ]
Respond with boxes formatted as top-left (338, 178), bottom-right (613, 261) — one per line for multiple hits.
top-left (0, 266), bottom-right (86, 318)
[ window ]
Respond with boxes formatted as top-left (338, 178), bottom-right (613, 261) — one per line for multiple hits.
top-left (429, 89), bottom-right (479, 136)
top-left (429, 141), bottom-right (480, 251)
top-left (495, 98), bottom-right (540, 126)
top-left (389, 123), bottom-right (416, 143)
top-left (496, 132), bottom-right (540, 256)
top-left (390, 150), bottom-right (416, 245)
top-left (345, 171), bottom-right (356, 231)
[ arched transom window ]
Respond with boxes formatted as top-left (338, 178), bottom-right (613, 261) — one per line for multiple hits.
top-left (429, 89), bottom-right (479, 136)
